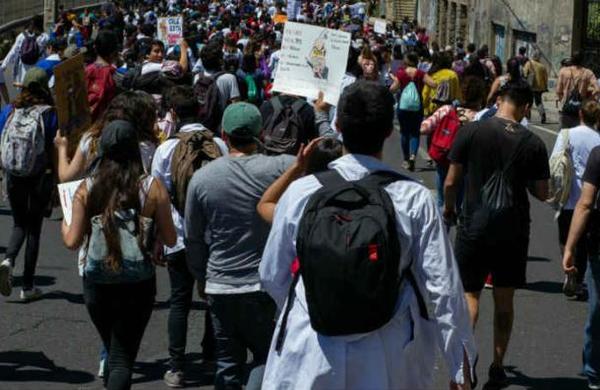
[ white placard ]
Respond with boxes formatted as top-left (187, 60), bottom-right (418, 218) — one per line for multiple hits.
top-left (374, 19), bottom-right (387, 35)
top-left (272, 22), bottom-right (351, 106)
top-left (157, 16), bottom-right (183, 46)
top-left (58, 180), bottom-right (83, 226)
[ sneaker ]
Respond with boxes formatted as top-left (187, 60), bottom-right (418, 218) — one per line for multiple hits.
top-left (98, 358), bottom-right (106, 378)
top-left (408, 156), bottom-right (416, 172)
top-left (589, 379), bottom-right (600, 390)
top-left (484, 274), bottom-right (493, 289)
top-left (426, 159), bottom-right (434, 168)
top-left (0, 259), bottom-right (13, 297)
top-left (487, 363), bottom-right (509, 388)
top-left (563, 273), bottom-right (577, 297)
top-left (19, 287), bottom-right (42, 302)
top-left (164, 370), bottom-right (184, 388)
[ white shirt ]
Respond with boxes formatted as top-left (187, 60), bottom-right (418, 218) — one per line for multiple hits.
top-left (551, 125), bottom-right (600, 210)
top-left (1, 32), bottom-right (49, 84)
top-left (151, 123), bottom-right (228, 255)
top-left (260, 154), bottom-right (476, 389)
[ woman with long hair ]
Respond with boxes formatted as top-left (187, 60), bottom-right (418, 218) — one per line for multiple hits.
top-left (486, 57), bottom-right (523, 105)
top-left (55, 90), bottom-right (160, 182)
top-left (0, 67), bottom-right (57, 301)
top-left (62, 119), bottom-right (176, 390)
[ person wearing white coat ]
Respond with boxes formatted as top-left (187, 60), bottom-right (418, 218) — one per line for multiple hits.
top-left (259, 81), bottom-right (477, 390)
top-left (1, 16), bottom-right (48, 85)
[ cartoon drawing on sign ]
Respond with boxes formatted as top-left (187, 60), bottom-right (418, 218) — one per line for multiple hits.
top-left (158, 18), bottom-right (169, 44)
top-left (306, 30), bottom-right (329, 80)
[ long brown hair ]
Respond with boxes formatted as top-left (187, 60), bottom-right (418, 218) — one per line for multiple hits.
top-left (85, 150), bottom-right (145, 272)
top-left (13, 87), bottom-right (53, 108)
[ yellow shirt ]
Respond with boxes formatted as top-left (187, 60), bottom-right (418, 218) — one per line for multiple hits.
top-left (422, 69), bottom-right (462, 117)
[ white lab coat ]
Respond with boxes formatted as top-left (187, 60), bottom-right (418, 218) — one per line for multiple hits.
top-left (1, 32), bottom-right (49, 84)
top-left (260, 154), bottom-right (477, 390)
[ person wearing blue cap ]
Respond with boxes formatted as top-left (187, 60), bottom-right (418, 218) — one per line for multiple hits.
top-left (184, 102), bottom-right (295, 389)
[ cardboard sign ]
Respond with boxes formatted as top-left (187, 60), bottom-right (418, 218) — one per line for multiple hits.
top-left (157, 16), bottom-right (183, 46)
top-left (374, 19), bottom-right (387, 35)
top-left (54, 54), bottom-right (91, 140)
top-left (272, 22), bottom-right (351, 106)
top-left (58, 179), bottom-right (84, 226)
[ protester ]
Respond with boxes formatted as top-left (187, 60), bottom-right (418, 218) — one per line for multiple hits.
top-left (444, 81), bottom-right (550, 388)
top-left (0, 68), bottom-right (57, 300)
top-left (150, 86), bottom-right (227, 387)
top-left (523, 51), bottom-right (549, 123)
top-left (551, 101), bottom-right (600, 300)
top-left (487, 57), bottom-right (524, 105)
top-left (259, 81), bottom-right (476, 390)
top-left (1, 15), bottom-right (47, 85)
top-left (422, 51), bottom-right (462, 116)
top-left (556, 52), bottom-right (599, 129)
top-left (61, 119), bottom-right (176, 390)
top-left (86, 30), bottom-right (119, 122)
top-left (185, 102), bottom-right (295, 389)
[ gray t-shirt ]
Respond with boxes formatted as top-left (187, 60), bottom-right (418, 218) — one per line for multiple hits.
top-left (185, 153), bottom-right (295, 288)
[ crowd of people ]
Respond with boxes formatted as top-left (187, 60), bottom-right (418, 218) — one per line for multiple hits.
top-left (0, 0), bottom-right (600, 389)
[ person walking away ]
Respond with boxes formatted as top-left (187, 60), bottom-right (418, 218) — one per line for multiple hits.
top-left (86, 30), bottom-right (119, 122)
top-left (1, 16), bottom-right (47, 86)
top-left (185, 103), bottom-right (295, 389)
top-left (389, 51), bottom-right (436, 171)
top-left (151, 86), bottom-right (227, 387)
top-left (550, 101), bottom-right (600, 300)
top-left (35, 37), bottom-right (67, 89)
top-left (0, 68), bottom-right (57, 300)
top-left (486, 58), bottom-right (523, 106)
top-left (61, 120), bottom-right (177, 390)
top-left (421, 76), bottom-right (486, 207)
top-left (444, 81), bottom-right (550, 388)
top-left (259, 80), bottom-right (476, 390)
top-left (562, 138), bottom-right (600, 390)
top-left (523, 51), bottom-right (549, 124)
top-left (557, 52), bottom-right (600, 129)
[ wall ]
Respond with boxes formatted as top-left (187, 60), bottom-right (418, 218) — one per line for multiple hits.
top-left (0, 0), bottom-right (102, 28)
top-left (418, 0), bottom-right (577, 77)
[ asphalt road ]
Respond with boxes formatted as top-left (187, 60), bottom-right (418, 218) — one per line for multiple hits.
top-left (0, 110), bottom-right (591, 389)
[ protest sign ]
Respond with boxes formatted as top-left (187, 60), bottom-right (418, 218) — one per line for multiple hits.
top-left (157, 16), bottom-right (183, 45)
top-left (58, 180), bottom-right (84, 226)
top-left (54, 54), bottom-right (91, 141)
top-left (374, 19), bottom-right (387, 35)
top-left (272, 22), bottom-right (351, 106)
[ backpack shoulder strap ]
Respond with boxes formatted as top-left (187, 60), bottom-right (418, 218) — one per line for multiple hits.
top-left (314, 169), bottom-right (347, 188)
top-left (291, 99), bottom-right (306, 114)
top-left (503, 126), bottom-right (533, 173)
top-left (271, 96), bottom-right (283, 113)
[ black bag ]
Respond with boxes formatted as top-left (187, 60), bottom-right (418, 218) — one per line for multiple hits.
top-left (562, 70), bottom-right (584, 117)
top-left (467, 126), bottom-right (531, 243)
top-left (20, 35), bottom-right (40, 65)
top-left (194, 71), bottom-right (226, 132)
top-left (275, 171), bottom-right (428, 350)
top-left (263, 97), bottom-right (306, 155)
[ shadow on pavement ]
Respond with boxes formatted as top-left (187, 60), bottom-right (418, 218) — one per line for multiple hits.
top-left (523, 281), bottom-right (563, 294)
top-left (11, 275), bottom-right (56, 288)
top-left (132, 353), bottom-right (215, 386)
top-left (0, 350), bottom-right (95, 384)
top-left (504, 366), bottom-right (588, 390)
top-left (43, 290), bottom-right (85, 304)
top-left (528, 256), bottom-right (552, 262)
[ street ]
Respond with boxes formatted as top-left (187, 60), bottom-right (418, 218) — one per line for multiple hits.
top-left (0, 114), bottom-right (591, 390)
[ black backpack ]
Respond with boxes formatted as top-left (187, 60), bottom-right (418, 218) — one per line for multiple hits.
top-left (562, 71), bottom-right (584, 117)
top-left (194, 71), bottom-right (226, 132)
top-left (263, 97), bottom-right (306, 155)
top-left (275, 170), bottom-right (428, 351)
top-left (467, 124), bottom-right (532, 243)
top-left (20, 35), bottom-right (40, 66)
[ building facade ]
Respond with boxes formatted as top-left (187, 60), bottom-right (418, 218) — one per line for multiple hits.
top-left (0, 0), bottom-right (102, 28)
top-left (418, 0), bottom-right (598, 76)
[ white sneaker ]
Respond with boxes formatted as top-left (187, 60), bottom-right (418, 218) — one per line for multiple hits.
top-left (20, 287), bottom-right (42, 302)
top-left (0, 259), bottom-right (13, 297)
top-left (98, 358), bottom-right (106, 378)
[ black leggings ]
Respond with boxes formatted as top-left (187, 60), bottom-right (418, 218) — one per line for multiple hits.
top-left (5, 173), bottom-right (53, 290)
top-left (83, 277), bottom-right (156, 390)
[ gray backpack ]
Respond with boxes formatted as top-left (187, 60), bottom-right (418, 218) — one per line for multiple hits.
top-left (0, 105), bottom-right (50, 177)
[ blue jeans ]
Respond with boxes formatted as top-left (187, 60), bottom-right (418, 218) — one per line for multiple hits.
top-left (208, 291), bottom-right (276, 390)
top-left (398, 109), bottom-right (423, 161)
top-left (584, 258), bottom-right (600, 383)
top-left (436, 164), bottom-right (464, 209)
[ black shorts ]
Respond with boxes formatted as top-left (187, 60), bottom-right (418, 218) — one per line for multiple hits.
top-left (455, 231), bottom-right (529, 292)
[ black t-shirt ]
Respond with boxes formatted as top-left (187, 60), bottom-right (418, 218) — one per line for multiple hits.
top-left (449, 116), bottom-right (550, 223)
top-left (583, 146), bottom-right (600, 201)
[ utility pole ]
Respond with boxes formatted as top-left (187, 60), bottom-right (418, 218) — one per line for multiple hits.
top-left (44, 0), bottom-right (58, 32)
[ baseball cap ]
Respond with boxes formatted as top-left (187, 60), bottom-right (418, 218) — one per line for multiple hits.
top-left (22, 67), bottom-right (50, 96)
top-left (221, 102), bottom-right (262, 139)
top-left (98, 120), bottom-right (140, 162)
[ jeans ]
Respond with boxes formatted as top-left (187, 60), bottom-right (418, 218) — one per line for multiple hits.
top-left (5, 173), bottom-right (53, 290)
top-left (83, 277), bottom-right (155, 390)
top-left (398, 109), bottom-right (423, 161)
top-left (166, 250), bottom-right (194, 371)
top-left (436, 164), bottom-right (464, 209)
top-left (533, 91), bottom-right (545, 117)
top-left (557, 210), bottom-right (600, 284)
top-left (208, 291), bottom-right (276, 390)
top-left (585, 258), bottom-right (600, 383)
